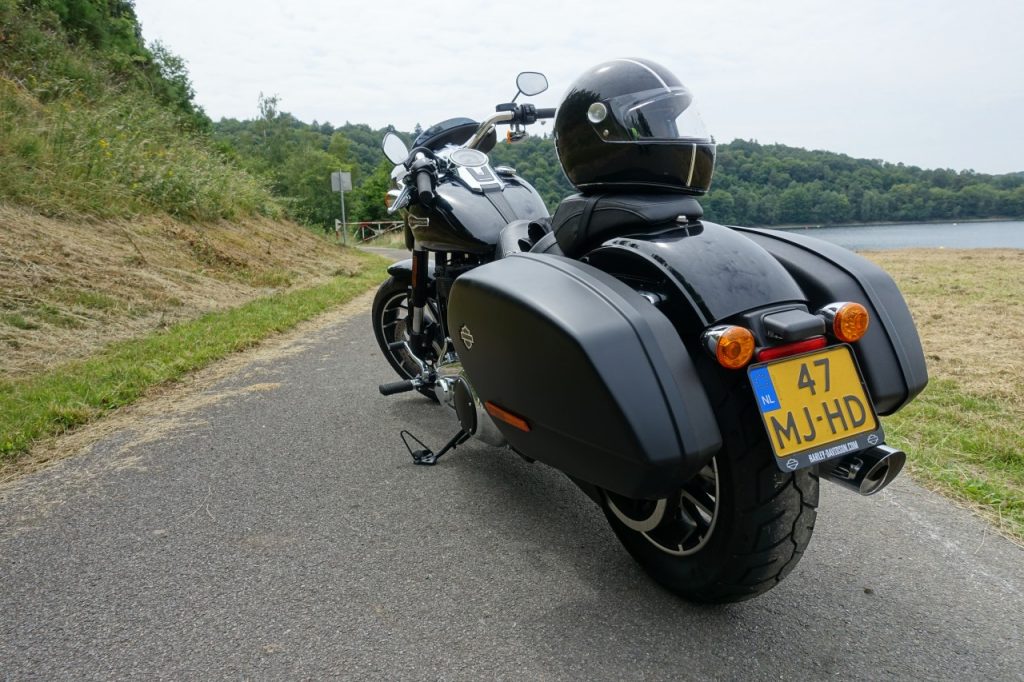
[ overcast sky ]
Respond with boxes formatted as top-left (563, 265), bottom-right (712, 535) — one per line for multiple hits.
top-left (133, 0), bottom-right (1023, 174)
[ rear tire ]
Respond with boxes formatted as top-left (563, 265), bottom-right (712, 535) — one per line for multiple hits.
top-left (602, 379), bottom-right (819, 603)
top-left (371, 276), bottom-right (444, 402)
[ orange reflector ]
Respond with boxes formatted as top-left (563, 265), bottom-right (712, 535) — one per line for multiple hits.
top-left (834, 302), bottom-right (870, 343)
top-left (485, 401), bottom-right (531, 432)
top-left (715, 326), bottom-right (755, 370)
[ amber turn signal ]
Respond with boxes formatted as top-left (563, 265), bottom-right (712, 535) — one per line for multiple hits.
top-left (704, 325), bottom-right (756, 370)
top-left (820, 302), bottom-right (870, 343)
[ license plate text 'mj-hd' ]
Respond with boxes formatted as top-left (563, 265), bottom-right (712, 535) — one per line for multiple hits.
top-left (748, 345), bottom-right (883, 472)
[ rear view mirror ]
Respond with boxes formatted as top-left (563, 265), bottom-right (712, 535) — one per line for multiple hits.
top-left (516, 72), bottom-right (548, 97)
top-left (382, 132), bottom-right (409, 164)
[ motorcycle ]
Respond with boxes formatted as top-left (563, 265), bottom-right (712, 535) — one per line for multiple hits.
top-left (370, 69), bottom-right (928, 603)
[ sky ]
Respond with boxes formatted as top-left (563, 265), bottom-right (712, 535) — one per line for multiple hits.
top-left (132, 0), bottom-right (1024, 174)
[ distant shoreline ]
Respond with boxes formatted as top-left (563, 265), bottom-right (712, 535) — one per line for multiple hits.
top-left (764, 217), bottom-right (1023, 230)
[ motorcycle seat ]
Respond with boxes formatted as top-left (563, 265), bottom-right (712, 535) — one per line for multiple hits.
top-left (551, 193), bottom-right (703, 257)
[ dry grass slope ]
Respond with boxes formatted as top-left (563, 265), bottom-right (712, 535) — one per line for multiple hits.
top-left (0, 205), bottom-right (362, 379)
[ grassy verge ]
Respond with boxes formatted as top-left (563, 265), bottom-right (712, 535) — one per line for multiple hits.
top-left (361, 228), bottom-right (407, 249)
top-left (884, 381), bottom-right (1023, 540)
top-left (867, 249), bottom-right (1024, 542)
top-left (0, 252), bottom-right (387, 461)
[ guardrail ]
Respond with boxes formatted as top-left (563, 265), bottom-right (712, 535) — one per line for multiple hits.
top-left (334, 220), bottom-right (404, 243)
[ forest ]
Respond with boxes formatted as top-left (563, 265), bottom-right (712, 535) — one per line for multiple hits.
top-left (214, 113), bottom-right (1024, 230)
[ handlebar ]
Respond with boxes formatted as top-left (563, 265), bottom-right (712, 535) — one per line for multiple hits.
top-left (535, 107), bottom-right (556, 119)
top-left (408, 154), bottom-right (435, 205)
top-left (415, 170), bottom-right (433, 204)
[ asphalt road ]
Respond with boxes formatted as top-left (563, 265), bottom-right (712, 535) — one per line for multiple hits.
top-left (2, 297), bottom-right (1023, 680)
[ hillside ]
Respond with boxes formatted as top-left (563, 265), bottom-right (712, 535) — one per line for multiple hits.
top-left (0, 1), bottom-right (366, 363)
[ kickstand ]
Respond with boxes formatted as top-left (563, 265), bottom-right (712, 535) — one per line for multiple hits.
top-left (400, 429), bottom-right (471, 466)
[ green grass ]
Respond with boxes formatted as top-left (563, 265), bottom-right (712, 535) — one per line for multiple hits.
top-left (0, 252), bottom-right (387, 460)
top-left (1, 313), bottom-right (39, 330)
top-left (885, 379), bottom-right (1024, 540)
top-left (58, 289), bottom-right (120, 311)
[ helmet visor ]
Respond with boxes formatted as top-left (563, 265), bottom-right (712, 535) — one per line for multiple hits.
top-left (605, 86), bottom-right (710, 142)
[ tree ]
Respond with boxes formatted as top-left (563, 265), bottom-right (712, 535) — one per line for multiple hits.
top-left (349, 161), bottom-right (393, 223)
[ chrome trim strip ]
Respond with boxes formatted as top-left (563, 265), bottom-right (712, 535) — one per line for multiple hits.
top-left (466, 111), bottom-right (515, 150)
top-left (686, 143), bottom-right (696, 186)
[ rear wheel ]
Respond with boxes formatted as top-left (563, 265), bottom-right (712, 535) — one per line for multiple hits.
top-left (371, 276), bottom-right (445, 401)
top-left (602, 380), bottom-right (819, 603)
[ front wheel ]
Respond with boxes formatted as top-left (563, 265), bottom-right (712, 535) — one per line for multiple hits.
top-left (602, 382), bottom-right (819, 604)
top-left (371, 276), bottom-right (445, 401)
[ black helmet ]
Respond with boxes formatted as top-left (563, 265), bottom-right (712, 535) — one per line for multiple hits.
top-left (553, 58), bottom-right (716, 194)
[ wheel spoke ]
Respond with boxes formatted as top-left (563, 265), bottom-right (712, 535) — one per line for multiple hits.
top-left (633, 458), bottom-right (720, 557)
top-left (681, 491), bottom-right (714, 522)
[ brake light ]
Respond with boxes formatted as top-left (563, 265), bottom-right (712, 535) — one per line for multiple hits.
top-left (704, 326), bottom-right (756, 370)
top-left (756, 336), bottom-right (827, 362)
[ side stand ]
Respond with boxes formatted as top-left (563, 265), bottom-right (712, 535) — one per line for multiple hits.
top-left (400, 429), bottom-right (471, 466)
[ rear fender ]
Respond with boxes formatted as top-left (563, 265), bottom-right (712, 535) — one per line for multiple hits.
top-left (583, 220), bottom-right (808, 335)
top-left (584, 221), bottom-right (926, 415)
top-left (730, 226), bottom-right (927, 415)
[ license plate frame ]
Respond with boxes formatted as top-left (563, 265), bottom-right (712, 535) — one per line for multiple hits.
top-left (748, 345), bottom-right (884, 472)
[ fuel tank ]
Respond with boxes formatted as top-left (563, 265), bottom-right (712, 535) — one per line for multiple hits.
top-left (408, 165), bottom-right (548, 254)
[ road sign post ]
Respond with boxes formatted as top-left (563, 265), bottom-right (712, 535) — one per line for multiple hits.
top-left (330, 171), bottom-right (353, 245)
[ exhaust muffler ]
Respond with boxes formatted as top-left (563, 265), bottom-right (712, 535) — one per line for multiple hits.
top-left (818, 444), bottom-right (906, 496)
top-left (434, 362), bottom-right (507, 448)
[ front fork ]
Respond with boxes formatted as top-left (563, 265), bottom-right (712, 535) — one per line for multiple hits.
top-left (408, 245), bottom-right (431, 358)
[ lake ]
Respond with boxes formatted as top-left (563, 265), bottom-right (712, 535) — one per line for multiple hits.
top-left (769, 220), bottom-right (1024, 250)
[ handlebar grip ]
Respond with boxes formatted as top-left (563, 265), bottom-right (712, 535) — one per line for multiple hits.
top-left (535, 107), bottom-right (557, 119)
top-left (415, 171), bottom-right (433, 204)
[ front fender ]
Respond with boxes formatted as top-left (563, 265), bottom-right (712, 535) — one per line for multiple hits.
top-left (386, 258), bottom-right (435, 284)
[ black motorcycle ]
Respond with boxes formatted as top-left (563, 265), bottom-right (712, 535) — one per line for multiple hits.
top-left (371, 63), bottom-right (927, 603)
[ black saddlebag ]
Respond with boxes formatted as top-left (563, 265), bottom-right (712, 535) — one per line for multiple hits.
top-left (447, 253), bottom-right (722, 499)
top-left (733, 226), bottom-right (928, 415)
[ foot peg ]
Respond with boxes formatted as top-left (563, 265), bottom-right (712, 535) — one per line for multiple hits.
top-left (379, 379), bottom-right (417, 395)
top-left (400, 429), bottom-right (470, 466)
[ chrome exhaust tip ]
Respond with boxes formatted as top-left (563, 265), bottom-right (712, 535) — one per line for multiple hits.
top-left (819, 445), bottom-right (906, 496)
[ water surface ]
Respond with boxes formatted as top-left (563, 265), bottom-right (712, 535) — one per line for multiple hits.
top-left (771, 220), bottom-right (1024, 250)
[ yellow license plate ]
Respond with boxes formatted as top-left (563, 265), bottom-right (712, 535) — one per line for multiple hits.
top-left (748, 345), bottom-right (883, 472)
